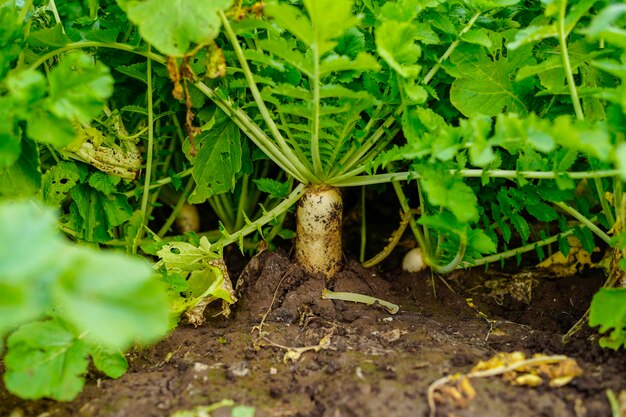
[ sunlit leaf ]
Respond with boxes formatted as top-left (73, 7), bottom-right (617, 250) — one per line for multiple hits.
top-left (590, 288), bottom-right (626, 350)
top-left (53, 247), bottom-right (169, 350)
top-left (4, 319), bottom-right (89, 401)
top-left (117, 0), bottom-right (233, 56)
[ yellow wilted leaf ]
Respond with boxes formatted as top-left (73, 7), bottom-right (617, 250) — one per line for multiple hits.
top-left (471, 351), bottom-right (527, 372)
top-left (513, 373), bottom-right (543, 387)
top-left (537, 235), bottom-right (596, 277)
top-left (435, 375), bottom-right (476, 409)
top-left (550, 376), bottom-right (575, 387)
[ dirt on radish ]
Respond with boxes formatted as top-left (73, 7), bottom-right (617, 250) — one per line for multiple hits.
top-left (1, 250), bottom-right (624, 417)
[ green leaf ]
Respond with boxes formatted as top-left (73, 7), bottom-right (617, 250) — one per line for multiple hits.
top-left (319, 52), bottom-right (380, 75)
top-left (509, 211), bottom-right (530, 242)
top-left (589, 288), bottom-right (626, 350)
top-left (25, 109), bottom-right (76, 147)
top-left (448, 44), bottom-right (532, 117)
top-left (461, 116), bottom-right (494, 167)
top-left (88, 171), bottom-right (121, 195)
top-left (253, 178), bottom-right (290, 199)
top-left (319, 84), bottom-right (376, 100)
top-left (527, 129), bottom-right (555, 153)
top-left (552, 116), bottom-right (612, 162)
top-left (118, 0), bottom-right (233, 56)
top-left (461, 29), bottom-right (493, 48)
top-left (27, 25), bottom-right (71, 47)
top-left (583, 4), bottom-right (626, 49)
top-left (20, 53), bottom-right (113, 148)
top-left (0, 137), bottom-right (42, 197)
top-left (303, 0), bottom-right (359, 55)
top-left (516, 41), bottom-right (607, 93)
top-left (115, 62), bottom-right (148, 84)
top-left (89, 344), bottom-right (128, 379)
top-left (53, 247), bottom-right (169, 350)
top-left (70, 184), bottom-right (133, 243)
top-left (158, 239), bottom-right (221, 272)
top-left (419, 166), bottom-right (479, 223)
top-left (6, 70), bottom-right (47, 105)
top-left (0, 203), bottom-right (62, 329)
top-left (526, 201), bottom-right (557, 222)
top-left (185, 111), bottom-right (242, 204)
top-left (508, 24), bottom-right (556, 49)
top-left (376, 20), bottom-right (421, 78)
top-left (0, 114), bottom-right (21, 168)
top-left (574, 226), bottom-right (595, 254)
top-left (467, 228), bottom-right (497, 254)
top-left (264, 2), bottom-right (313, 47)
top-left (4, 319), bottom-right (90, 401)
top-left (46, 52), bottom-right (114, 124)
top-left (0, 7), bottom-right (23, 79)
top-left (418, 212), bottom-right (467, 239)
top-left (0, 201), bottom-right (170, 399)
top-left (157, 237), bottom-right (237, 321)
top-left (379, 0), bottom-right (419, 22)
top-left (42, 161), bottom-right (82, 208)
top-left (336, 27), bottom-right (366, 58)
top-left (256, 37), bottom-right (312, 76)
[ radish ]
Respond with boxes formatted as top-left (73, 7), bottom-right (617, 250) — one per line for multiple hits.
top-left (402, 247), bottom-right (427, 273)
top-left (295, 185), bottom-right (343, 279)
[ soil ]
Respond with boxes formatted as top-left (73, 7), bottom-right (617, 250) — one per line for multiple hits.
top-left (2, 250), bottom-right (625, 417)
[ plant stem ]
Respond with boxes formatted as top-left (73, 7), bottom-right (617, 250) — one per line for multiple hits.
top-left (321, 289), bottom-right (399, 314)
top-left (218, 11), bottom-right (315, 183)
top-left (157, 179), bottom-right (194, 237)
top-left (422, 11), bottom-right (482, 85)
top-left (28, 41), bottom-right (165, 71)
top-left (362, 208), bottom-right (413, 268)
top-left (124, 168), bottom-right (193, 197)
top-left (311, 41), bottom-right (323, 178)
top-left (606, 390), bottom-right (621, 417)
top-left (215, 183), bottom-right (307, 250)
top-left (17, 0), bottom-right (33, 24)
top-left (558, 0), bottom-right (585, 121)
top-left (594, 177), bottom-right (616, 227)
top-left (430, 237), bottom-right (467, 273)
top-left (391, 179), bottom-right (466, 273)
top-left (333, 113), bottom-right (398, 177)
top-left (416, 179), bottom-right (430, 254)
top-left (135, 47), bottom-right (155, 254)
top-left (194, 81), bottom-right (308, 183)
top-left (462, 225), bottom-right (582, 268)
top-left (554, 201), bottom-right (611, 244)
top-left (208, 195), bottom-right (233, 231)
top-left (392, 181), bottom-right (429, 258)
top-left (234, 174), bottom-right (251, 230)
top-left (47, 0), bottom-right (65, 33)
top-left (331, 169), bottom-right (620, 187)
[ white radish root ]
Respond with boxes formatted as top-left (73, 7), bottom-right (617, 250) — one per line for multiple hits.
top-left (176, 202), bottom-right (200, 233)
top-left (402, 247), bottom-right (427, 272)
top-left (295, 185), bottom-right (343, 279)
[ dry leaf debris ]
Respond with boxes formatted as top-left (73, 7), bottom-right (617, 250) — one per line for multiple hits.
top-left (428, 352), bottom-right (583, 417)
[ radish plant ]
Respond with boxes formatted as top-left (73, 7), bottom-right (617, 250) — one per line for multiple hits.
top-left (3, 0), bottom-right (626, 403)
